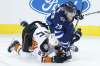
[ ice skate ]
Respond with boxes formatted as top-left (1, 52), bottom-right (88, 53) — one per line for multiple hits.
top-left (8, 40), bottom-right (20, 53)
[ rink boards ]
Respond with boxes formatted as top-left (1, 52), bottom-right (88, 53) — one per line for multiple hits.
top-left (0, 24), bottom-right (100, 36)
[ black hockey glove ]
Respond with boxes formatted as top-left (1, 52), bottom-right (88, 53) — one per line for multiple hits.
top-left (70, 28), bottom-right (82, 45)
top-left (75, 28), bottom-right (82, 37)
top-left (74, 28), bottom-right (82, 40)
top-left (75, 10), bottom-right (84, 20)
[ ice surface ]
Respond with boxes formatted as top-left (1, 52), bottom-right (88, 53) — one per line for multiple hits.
top-left (0, 35), bottom-right (100, 66)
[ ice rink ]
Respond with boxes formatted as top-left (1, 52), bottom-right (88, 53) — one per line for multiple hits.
top-left (0, 35), bottom-right (100, 66)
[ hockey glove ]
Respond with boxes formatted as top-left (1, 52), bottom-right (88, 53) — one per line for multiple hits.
top-left (75, 10), bottom-right (84, 20)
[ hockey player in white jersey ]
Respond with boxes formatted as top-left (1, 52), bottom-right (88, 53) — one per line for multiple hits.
top-left (7, 21), bottom-right (49, 55)
top-left (7, 21), bottom-right (58, 63)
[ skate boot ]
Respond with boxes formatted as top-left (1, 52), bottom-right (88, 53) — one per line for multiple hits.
top-left (70, 45), bottom-right (78, 52)
top-left (8, 40), bottom-right (20, 53)
top-left (53, 51), bottom-right (72, 63)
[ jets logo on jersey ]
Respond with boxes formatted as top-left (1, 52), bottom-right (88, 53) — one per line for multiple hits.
top-left (29, 0), bottom-right (91, 15)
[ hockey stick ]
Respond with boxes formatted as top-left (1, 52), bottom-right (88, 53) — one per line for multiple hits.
top-left (74, 1), bottom-right (84, 29)
top-left (83, 11), bottom-right (100, 16)
top-left (74, 19), bottom-right (79, 29)
top-left (74, 10), bottom-right (100, 30)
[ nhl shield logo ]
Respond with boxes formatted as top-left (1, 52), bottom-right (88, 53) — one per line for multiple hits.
top-left (29, 0), bottom-right (91, 15)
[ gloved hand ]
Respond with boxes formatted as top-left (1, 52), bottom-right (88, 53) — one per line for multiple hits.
top-left (75, 10), bottom-right (84, 20)
top-left (75, 28), bottom-right (82, 37)
top-left (70, 28), bottom-right (82, 45)
top-left (54, 45), bottom-right (61, 50)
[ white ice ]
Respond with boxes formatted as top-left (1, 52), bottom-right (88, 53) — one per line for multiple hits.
top-left (0, 35), bottom-right (100, 66)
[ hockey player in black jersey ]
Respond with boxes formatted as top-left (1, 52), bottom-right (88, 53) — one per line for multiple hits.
top-left (8, 21), bottom-right (49, 54)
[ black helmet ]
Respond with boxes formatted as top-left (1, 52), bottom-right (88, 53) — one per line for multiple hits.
top-left (66, 1), bottom-right (75, 7)
top-left (20, 21), bottom-right (28, 27)
top-left (61, 1), bottom-right (74, 8)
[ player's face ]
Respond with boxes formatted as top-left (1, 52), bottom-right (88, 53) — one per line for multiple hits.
top-left (64, 7), bottom-right (76, 21)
